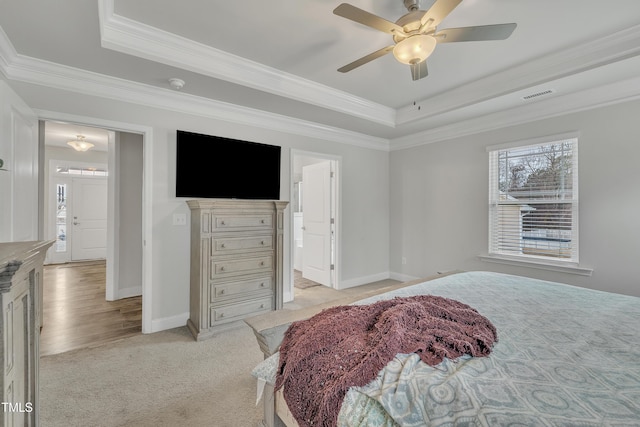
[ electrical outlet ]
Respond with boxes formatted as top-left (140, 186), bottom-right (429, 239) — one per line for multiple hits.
top-left (173, 213), bottom-right (187, 226)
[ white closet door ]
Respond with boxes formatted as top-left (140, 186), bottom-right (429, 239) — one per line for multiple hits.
top-left (302, 161), bottom-right (332, 287)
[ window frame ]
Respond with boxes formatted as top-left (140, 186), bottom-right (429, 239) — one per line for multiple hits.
top-left (481, 132), bottom-right (592, 276)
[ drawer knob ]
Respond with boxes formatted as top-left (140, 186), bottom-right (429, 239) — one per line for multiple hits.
top-left (261, 219), bottom-right (265, 224)
top-left (260, 282), bottom-right (265, 287)
top-left (220, 289), bottom-right (225, 294)
top-left (260, 241), bottom-right (265, 245)
top-left (260, 262), bottom-right (264, 266)
top-left (220, 266), bottom-right (225, 271)
top-left (260, 304), bottom-right (264, 308)
top-left (220, 313), bottom-right (224, 318)
top-left (220, 220), bottom-right (225, 225)
top-left (221, 243), bottom-right (225, 248)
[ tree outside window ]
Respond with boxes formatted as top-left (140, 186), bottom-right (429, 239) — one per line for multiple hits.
top-left (489, 138), bottom-right (578, 262)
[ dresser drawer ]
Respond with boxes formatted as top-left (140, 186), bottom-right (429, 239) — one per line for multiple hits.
top-left (212, 214), bottom-right (273, 231)
top-left (212, 235), bottom-right (273, 254)
top-left (211, 277), bottom-right (272, 301)
top-left (211, 255), bottom-right (273, 278)
top-left (210, 297), bottom-right (272, 325)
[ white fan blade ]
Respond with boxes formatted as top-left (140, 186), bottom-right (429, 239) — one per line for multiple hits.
top-left (420, 0), bottom-right (463, 28)
top-left (337, 46), bottom-right (395, 73)
top-left (435, 23), bottom-right (517, 43)
top-left (334, 3), bottom-right (405, 35)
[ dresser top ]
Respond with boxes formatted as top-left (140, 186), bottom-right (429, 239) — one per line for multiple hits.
top-left (0, 240), bottom-right (54, 291)
top-left (186, 199), bottom-right (289, 210)
top-left (0, 240), bottom-right (54, 269)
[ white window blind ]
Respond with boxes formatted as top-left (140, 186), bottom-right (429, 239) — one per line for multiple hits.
top-left (488, 138), bottom-right (578, 263)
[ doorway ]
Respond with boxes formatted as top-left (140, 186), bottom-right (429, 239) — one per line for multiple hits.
top-left (42, 120), bottom-right (145, 346)
top-left (290, 151), bottom-right (340, 299)
top-left (48, 163), bottom-right (109, 264)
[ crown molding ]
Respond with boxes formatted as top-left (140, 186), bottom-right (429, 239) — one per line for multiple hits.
top-left (2, 18), bottom-right (639, 155)
top-left (396, 24), bottom-right (640, 126)
top-left (390, 74), bottom-right (640, 150)
top-left (0, 26), bottom-right (17, 78)
top-left (97, 0), bottom-right (396, 128)
top-left (0, 34), bottom-right (390, 151)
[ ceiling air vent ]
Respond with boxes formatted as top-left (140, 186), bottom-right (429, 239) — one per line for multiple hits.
top-left (522, 89), bottom-right (555, 101)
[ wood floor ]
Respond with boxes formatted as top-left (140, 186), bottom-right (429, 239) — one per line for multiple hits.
top-left (39, 262), bottom-right (395, 356)
top-left (40, 260), bottom-right (142, 356)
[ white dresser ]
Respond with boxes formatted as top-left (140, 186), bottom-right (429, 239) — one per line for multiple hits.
top-left (0, 240), bottom-right (53, 427)
top-left (186, 200), bottom-right (288, 341)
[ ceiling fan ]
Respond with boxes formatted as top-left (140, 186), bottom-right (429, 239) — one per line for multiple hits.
top-left (333, 0), bottom-right (517, 81)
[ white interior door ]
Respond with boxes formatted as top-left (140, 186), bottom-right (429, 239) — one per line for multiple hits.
top-left (302, 161), bottom-right (332, 287)
top-left (71, 178), bottom-right (108, 261)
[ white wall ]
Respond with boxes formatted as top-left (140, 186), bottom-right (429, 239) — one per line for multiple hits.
top-left (390, 98), bottom-right (640, 297)
top-left (9, 81), bottom-right (390, 330)
top-left (0, 79), bottom-right (38, 242)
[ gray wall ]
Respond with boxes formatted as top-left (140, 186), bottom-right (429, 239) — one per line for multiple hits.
top-left (116, 131), bottom-right (143, 297)
top-left (390, 98), bottom-right (640, 297)
top-left (11, 81), bottom-right (390, 329)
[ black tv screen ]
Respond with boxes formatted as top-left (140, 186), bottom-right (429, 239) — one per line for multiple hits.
top-left (176, 130), bottom-right (281, 200)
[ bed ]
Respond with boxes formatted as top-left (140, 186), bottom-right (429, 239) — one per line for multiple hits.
top-left (247, 271), bottom-right (640, 426)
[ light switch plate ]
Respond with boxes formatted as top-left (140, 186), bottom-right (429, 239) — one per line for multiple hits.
top-left (173, 213), bottom-right (187, 226)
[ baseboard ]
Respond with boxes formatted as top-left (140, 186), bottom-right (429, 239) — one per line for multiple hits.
top-left (151, 312), bottom-right (189, 333)
top-left (389, 272), bottom-right (422, 282)
top-left (338, 271), bottom-right (425, 289)
top-left (117, 286), bottom-right (142, 299)
top-left (338, 272), bottom-right (392, 289)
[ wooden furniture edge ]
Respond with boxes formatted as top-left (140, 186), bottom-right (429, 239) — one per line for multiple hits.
top-left (0, 240), bottom-right (54, 427)
top-left (275, 388), bottom-right (297, 427)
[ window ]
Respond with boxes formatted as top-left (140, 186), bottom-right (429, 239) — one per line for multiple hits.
top-left (488, 136), bottom-right (578, 264)
top-left (54, 183), bottom-right (67, 253)
top-left (56, 166), bottom-right (108, 176)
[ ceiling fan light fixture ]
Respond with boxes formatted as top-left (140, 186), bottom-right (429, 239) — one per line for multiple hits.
top-left (67, 135), bottom-right (94, 152)
top-left (393, 34), bottom-right (436, 65)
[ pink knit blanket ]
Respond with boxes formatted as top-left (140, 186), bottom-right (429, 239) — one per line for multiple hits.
top-left (274, 295), bottom-right (497, 427)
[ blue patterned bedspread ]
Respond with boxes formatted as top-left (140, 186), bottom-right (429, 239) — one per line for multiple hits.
top-left (254, 271), bottom-right (640, 426)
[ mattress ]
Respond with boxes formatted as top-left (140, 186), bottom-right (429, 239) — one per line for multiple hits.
top-left (253, 271), bottom-right (640, 426)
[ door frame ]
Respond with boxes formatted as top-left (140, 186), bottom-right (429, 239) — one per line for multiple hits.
top-left (289, 149), bottom-right (341, 301)
top-left (38, 110), bottom-right (154, 334)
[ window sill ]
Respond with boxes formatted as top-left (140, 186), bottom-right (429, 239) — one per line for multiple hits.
top-left (478, 254), bottom-right (593, 276)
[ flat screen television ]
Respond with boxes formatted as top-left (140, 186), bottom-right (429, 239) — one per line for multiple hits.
top-left (176, 130), bottom-right (281, 200)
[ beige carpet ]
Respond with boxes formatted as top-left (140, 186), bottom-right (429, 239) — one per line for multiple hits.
top-left (40, 325), bottom-right (264, 427)
top-left (293, 269), bottom-right (321, 289)
top-left (40, 277), bottom-right (408, 427)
